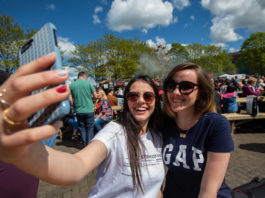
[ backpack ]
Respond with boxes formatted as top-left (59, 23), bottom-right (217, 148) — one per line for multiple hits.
top-left (246, 95), bottom-right (259, 115)
top-left (233, 177), bottom-right (265, 198)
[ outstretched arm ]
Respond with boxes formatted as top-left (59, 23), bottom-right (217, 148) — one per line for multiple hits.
top-left (0, 53), bottom-right (107, 185)
top-left (6, 140), bottom-right (107, 186)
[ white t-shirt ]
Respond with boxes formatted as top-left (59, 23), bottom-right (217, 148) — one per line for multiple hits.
top-left (88, 122), bottom-right (165, 198)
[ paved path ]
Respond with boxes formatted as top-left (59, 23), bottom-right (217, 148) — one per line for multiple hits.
top-left (226, 121), bottom-right (265, 188)
top-left (37, 120), bottom-right (265, 198)
top-left (36, 139), bottom-right (96, 198)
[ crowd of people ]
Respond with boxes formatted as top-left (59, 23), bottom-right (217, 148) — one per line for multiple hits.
top-left (67, 75), bottom-right (126, 146)
top-left (214, 76), bottom-right (265, 114)
top-left (3, 52), bottom-right (263, 198)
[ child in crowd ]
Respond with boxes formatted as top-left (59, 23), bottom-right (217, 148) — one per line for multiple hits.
top-left (222, 85), bottom-right (238, 113)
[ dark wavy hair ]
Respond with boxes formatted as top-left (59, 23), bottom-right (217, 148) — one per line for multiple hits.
top-left (118, 75), bottom-right (162, 193)
top-left (163, 62), bottom-right (216, 119)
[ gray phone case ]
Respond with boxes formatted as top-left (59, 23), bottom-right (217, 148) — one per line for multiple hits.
top-left (19, 23), bottom-right (70, 127)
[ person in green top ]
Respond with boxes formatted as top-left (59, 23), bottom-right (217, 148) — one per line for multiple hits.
top-left (70, 72), bottom-right (97, 147)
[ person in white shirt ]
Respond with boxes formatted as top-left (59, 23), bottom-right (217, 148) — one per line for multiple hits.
top-left (0, 53), bottom-right (164, 198)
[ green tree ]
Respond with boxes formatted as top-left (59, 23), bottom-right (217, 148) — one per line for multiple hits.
top-left (60, 48), bottom-right (69, 67)
top-left (69, 41), bottom-right (105, 77)
top-left (0, 14), bottom-right (35, 74)
top-left (167, 43), bottom-right (235, 76)
top-left (238, 32), bottom-right (265, 74)
top-left (102, 34), bottom-right (153, 80)
top-left (192, 51), bottom-right (235, 75)
top-left (69, 34), bottom-right (153, 81)
top-left (168, 43), bottom-right (189, 65)
top-left (187, 44), bottom-right (235, 76)
top-left (186, 43), bottom-right (205, 60)
top-left (69, 37), bottom-right (110, 80)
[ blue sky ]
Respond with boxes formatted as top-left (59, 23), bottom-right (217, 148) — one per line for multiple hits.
top-left (1, 0), bottom-right (265, 59)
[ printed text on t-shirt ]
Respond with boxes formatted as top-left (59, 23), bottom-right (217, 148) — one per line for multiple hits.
top-left (163, 144), bottom-right (204, 171)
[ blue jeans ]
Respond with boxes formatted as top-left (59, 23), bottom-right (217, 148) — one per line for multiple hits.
top-left (67, 116), bottom-right (78, 131)
top-left (76, 112), bottom-right (94, 147)
top-left (95, 118), bottom-right (109, 132)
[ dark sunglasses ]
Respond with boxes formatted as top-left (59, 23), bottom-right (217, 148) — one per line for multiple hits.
top-left (127, 92), bottom-right (155, 103)
top-left (166, 80), bottom-right (198, 95)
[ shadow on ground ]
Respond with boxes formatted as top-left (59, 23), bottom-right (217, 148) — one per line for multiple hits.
top-left (55, 138), bottom-right (83, 149)
top-left (239, 143), bottom-right (265, 153)
top-left (234, 120), bottom-right (265, 134)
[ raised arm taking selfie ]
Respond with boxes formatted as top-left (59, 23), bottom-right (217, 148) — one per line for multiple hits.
top-left (0, 53), bottom-right (164, 198)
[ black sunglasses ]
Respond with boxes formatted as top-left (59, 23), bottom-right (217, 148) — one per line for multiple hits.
top-left (166, 80), bottom-right (198, 95)
top-left (127, 92), bottom-right (155, 103)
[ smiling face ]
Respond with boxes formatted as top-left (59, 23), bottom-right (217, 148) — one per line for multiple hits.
top-left (127, 80), bottom-right (156, 128)
top-left (167, 69), bottom-right (199, 114)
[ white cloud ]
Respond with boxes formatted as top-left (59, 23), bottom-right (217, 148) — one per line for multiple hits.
top-left (172, 17), bottom-right (178, 24)
top-left (64, 66), bottom-right (79, 76)
top-left (155, 37), bottom-right (166, 45)
top-left (257, 0), bottom-right (265, 8)
top-left (201, 0), bottom-right (265, 44)
top-left (146, 36), bottom-right (172, 50)
top-left (229, 47), bottom-right (238, 53)
top-left (142, 29), bottom-right (148, 34)
top-left (212, 42), bottom-right (227, 48)
top-left (172, 0), bottom-right (191, 10)
top-left (210, 16), bottom-right (243, 43)
top-left (202, 22), bottom-right (208, 28)
top-left (146, 39), bottom-right (156, 48)
top-left (93, 15), bottom-right (101, 24)
top-left (93, 6), bottom-right (103, 24)
top-left (45, 4), bottom-right (56, 10)
top-left (190, 15), bottom-right (195, 21)
top-left (95, 6), bottom-right (103, 13)
top-left (107, 0), bottom-right (174, 32)
top-left (58, 37), bottom-right (76, 58)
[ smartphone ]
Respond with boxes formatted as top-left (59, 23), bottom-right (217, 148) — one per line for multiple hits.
top-left (19, 23), bottom-right (70, 127)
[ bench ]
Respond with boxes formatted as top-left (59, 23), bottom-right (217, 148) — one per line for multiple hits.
top-left (236, 96), bottom-right (265, 104)
top-left (222, 112), bottom-right (265, 133)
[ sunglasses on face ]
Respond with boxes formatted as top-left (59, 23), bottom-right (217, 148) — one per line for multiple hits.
top-left (166, 80), bottom-right (199, 95)
top-left (127, 92), bottom-right (155, 103)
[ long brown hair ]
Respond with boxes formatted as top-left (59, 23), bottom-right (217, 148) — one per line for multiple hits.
top-left (163, 62), bottom-right (216, 119)
top-left (118, 75), bottom-right (162, 193)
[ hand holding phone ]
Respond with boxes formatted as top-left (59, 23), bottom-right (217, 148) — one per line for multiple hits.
top-left (19, 23), bottom-right (70, 127)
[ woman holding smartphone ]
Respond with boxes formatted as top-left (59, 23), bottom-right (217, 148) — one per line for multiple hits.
top-left (162, 63), bottom-right (234, 198)
top-left (0, 53), bottom-right (164, 198)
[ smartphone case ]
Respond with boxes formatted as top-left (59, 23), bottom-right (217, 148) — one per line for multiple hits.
top-left (19, 23), bottom-right (70, 127)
